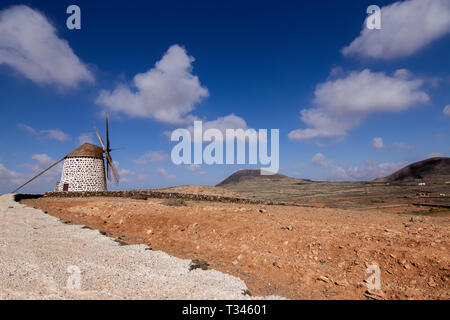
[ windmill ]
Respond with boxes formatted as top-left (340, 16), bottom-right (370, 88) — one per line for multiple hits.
top-left (12, 117), bottom-right (120, 193)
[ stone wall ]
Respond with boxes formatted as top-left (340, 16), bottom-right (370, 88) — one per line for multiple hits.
top-left (59, 157), bottom-right (106, 192)
top-left (43, 190), bottom-right (280, 205)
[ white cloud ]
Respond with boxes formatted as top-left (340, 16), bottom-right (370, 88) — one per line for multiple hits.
top-left (96, 44), bottom-right (209, 124)
top-left (186, 164), bottom-right (201, 171)
top-left (31, 154), bottom-right (54, 167)
top-left (372, 137), bottom-right (384, 149)
top-left (18, 123), bottom-right (70, 142)
top-left (0, 5), bottom-right (94, 87)
top-left (137, 174), bottom-right (148, 182)
top-left (200, 114), bottom-right (248, 133)
top-left (307, 153), bottom-right (407, 181)
top-left (186, 114), bottom-right (249, 141)
top-left (133, 151), bottom-right (169, 164)
top-left (156, 167), bottom-right (176, 180)
top-left (185, 164), bottom-right (207, 175)
top-left (40, 129), bottom-right (69, 142)
top-left (443, 105), bottom-right (450, 117)
top-left (17, 123), bottom-right (36, 135)
top-left (0, 162), bottom-right (25, 186)
top-left (77, 133), bottom-right (94, 145)
top-left (426, 152), bottom-right (443, 158)
top-left (29, 154), bottom-right (62, 181)
top-left (289, 69), bottom-right (429, 140)
top-left (329, 160), bottom-right (407, 181)
top-left (112, 161), bottom-right (134, 183)
top-left (19, 153), bottom-right (59, 173)
top-left (342, 0), bottom-right (450, 59)
top-left (313, 69), bottom-right (428, 114)
top-left (3, 154), bottom-right (64, 192)
top-left (393, 69), bottom-right (412, 80)
top-left (311, 153), bottom-right (333, 167)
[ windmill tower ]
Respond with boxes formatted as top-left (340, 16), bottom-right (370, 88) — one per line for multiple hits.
top-left (12, 117), bottom-right (120, 193)
top-left (57, 143), bottom-right (107, 191)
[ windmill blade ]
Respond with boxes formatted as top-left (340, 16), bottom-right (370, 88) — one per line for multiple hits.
top-left (94, 124), bottom-right (119, 183)
top-left (11, 157), bottom-right (65, 193)
top-left (93, 124), bottom-right (106, 150)
top-left (106, 116), bottom-right (110, 153)
top-left (109, 147), bottom-right (125, 151)
top-left (105, 151), bottom-right (119, 183)
top-left (106, 156), bottom-right (110, 181)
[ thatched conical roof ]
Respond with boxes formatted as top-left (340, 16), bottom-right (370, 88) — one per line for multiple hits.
top-left (66, 143), bottom-right (104, 159)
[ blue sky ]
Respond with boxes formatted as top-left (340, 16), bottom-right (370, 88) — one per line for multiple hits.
top-left (0, 0), bottom-right (449, 193)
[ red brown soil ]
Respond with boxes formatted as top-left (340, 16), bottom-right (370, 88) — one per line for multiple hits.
top-left (22, 197), bottom-right (449, 300)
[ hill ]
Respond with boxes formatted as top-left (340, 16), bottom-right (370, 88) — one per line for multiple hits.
top-left (373, 157), bottom-right (450, 183)
top-left (216, 169), bottom-right (304, 187)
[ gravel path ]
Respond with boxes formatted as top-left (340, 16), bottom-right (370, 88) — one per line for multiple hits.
top-left (0, 194), bottom-right (281, 300)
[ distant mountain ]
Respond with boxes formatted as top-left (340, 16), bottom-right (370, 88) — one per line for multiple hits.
top-left (216, 169), bottom-right (307, 187)
top-left (373, 157), bottom-right (450, 183)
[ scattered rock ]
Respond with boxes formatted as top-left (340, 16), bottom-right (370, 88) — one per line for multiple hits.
top-left (259, 209), bottom-right (266, 213)
top-left (427, 278), bottom-right (437, 288)
top-left (399, 259), bottom-right (407, 266)
top-left (281, 225), bottom-right (294, 231)
top-left (189, 259), bottom-right (209, 271)
top-left (241, 289), bottom-right (252, 296)
top-left (364, 289), bottom-right (385, 300)
top-left (130, 194), bottom-right (148, 200)
top-left (334, 279), bottom-right (348, 286)
top-left (318, 276), bottom-right (331, 283)
top-left (409, 216), bottom-right (424, 223)
top-left (114, 239), bottom-right (128, 246)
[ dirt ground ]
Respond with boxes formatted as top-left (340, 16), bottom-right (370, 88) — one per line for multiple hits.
top-left (23, 196), bottom-right (449, 300)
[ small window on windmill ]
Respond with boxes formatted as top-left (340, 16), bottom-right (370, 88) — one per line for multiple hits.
top-left (63, 183), bottom-right (69, 191)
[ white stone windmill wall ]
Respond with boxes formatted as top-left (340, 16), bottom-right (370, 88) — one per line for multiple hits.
top-left (56, 143), bottom-right (107, 192)
top-left (58, 157), bottom-right (106, 191)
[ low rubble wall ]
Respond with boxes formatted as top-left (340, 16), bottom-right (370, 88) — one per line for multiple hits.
top-left (43, 190), bottom-right (277, 205)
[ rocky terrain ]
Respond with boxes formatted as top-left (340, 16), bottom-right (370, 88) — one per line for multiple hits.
top-left (22, 196), bottom-right (449, 300)
top-left (215, 159), bottom-right (450, 209)
top-left (1, 194), bottom-right (281, 300)
top-left (14, 157), bottom-right (450, 300)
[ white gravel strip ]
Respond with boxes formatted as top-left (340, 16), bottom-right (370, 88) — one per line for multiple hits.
top-left (0, 194), bottom-right (283, 300)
